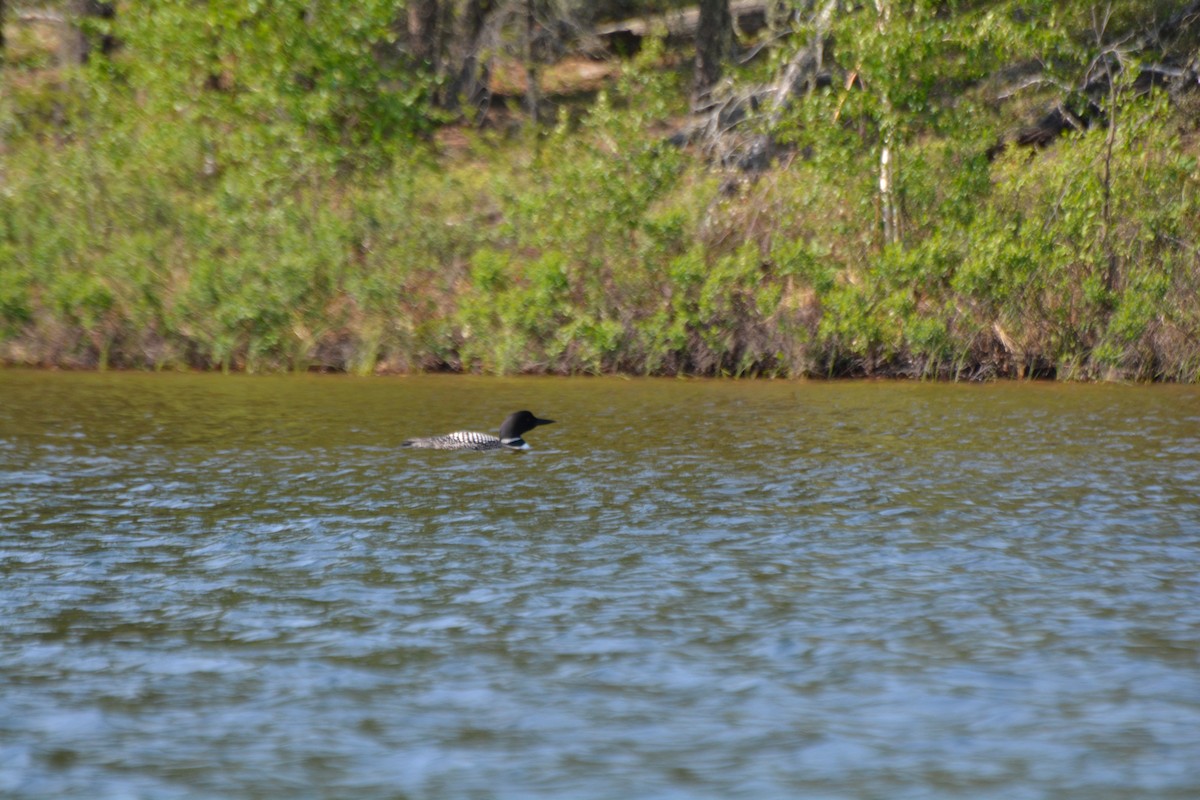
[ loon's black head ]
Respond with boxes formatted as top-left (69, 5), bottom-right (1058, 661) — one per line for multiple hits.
top-left (499, 410), bottom-right (554, 447)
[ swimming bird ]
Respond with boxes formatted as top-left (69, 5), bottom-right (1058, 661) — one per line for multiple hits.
top-left (401, 410), bottom-right (555, 451)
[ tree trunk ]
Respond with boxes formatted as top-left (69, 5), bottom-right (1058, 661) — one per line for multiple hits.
top-left (874, 0), bottom-right (900, 248)
top-left (693, 0), bottom-right (732, 107)
top-left (523, 0), bottom-right (540, 122)
top-left (408, 0), bottom-right (441, 68)
top-left (447, 0), bottom-right (496, 111)
top-left (879, 134), bottom-right (900, 247)
top-left (62, 0), bottom-right (115, 65)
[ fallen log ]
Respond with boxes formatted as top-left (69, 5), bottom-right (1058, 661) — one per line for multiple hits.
top-left (595, 0), bottom-right (774, 55)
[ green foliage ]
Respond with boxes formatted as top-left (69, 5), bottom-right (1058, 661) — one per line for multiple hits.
top-left (1, 1), bottom-right (1198, 379)
top-left (121, 0), bottom-right (434, 171)
top-left (0, 248), bottom-right (33, 335)
top-left (453, 47), bottom-right (692, 374)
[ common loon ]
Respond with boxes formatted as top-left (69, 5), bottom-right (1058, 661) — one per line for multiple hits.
top-left (401, 410), bottom-right (555, 451)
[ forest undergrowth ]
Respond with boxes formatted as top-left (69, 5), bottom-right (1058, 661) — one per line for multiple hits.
top-left (2, 1), bottom-right (1198, 380)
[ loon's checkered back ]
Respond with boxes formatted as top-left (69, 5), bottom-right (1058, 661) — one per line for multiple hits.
top-left (403, 431), bottom-right (504, 451)
top-left (402, 411), bottom-right (555, 452)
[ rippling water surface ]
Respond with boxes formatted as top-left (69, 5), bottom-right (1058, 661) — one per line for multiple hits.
top-left (2, 371), bottom-right (1199, 799)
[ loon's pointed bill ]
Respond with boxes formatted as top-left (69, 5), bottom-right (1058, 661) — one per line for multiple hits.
top-left (402, 410), bottom-right (555, 451)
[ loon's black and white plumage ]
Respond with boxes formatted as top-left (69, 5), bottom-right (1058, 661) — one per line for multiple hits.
top-left (401, 410), bottom-right (555, 451)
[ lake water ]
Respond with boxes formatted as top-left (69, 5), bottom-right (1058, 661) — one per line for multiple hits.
top-left (1, 370), bottom-right (1199, 799)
